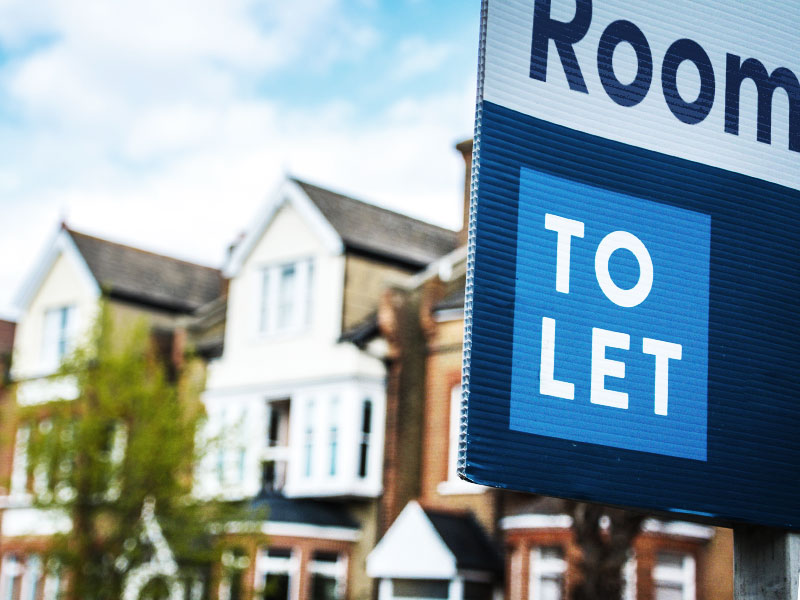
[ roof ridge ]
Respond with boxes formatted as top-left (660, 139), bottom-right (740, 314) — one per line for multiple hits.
top-left (291, 177), bottom-right (457, 235)
top-left (66, 228), bottom-right (221, 273)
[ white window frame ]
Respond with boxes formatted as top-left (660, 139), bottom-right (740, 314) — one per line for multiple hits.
top-left (254, 548), bottom-right (299, 600)
top-left (20, 555), bottom-right (41, 600)
top-left (1, 555), bottom-right (22, 600)
top-left (308, 552), bottom-right (347, 600)
top-left (653, 552), bottom-right (695, 600)
top-left (42, 560), bottom-right (62, 600)
top-left (622, 554), bottom-right (637, 600)
top-left (256, 259), bottom-right (314, 337)
top-left (530, 547), bottom-right (566, 600)
top-left (41, 305), bottom-right (77, 372)
top-left (438, 385), bottom-right (484, 495)
top-left (10, 426), bottom-right (30, 498)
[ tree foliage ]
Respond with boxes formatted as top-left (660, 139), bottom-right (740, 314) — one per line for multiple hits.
top-left (19, 303), bottom-right (245, 600)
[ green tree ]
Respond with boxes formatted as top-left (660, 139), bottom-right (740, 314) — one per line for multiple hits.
top-left (20, 304), bottom-right (254, 600)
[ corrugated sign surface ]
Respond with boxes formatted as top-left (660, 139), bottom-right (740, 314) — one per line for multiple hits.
top-left (461, 0), bottom-right (800, 529)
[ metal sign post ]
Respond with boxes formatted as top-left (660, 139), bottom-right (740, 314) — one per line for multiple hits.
top-left (734, 529), bottom-right (799, 599)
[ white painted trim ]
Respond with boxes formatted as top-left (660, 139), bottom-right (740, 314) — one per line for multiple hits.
top-left (448, 576), bottom-right (463, 600)
top-left (378, 578), bottom-right (393, 600)
top-left (436, 480), bottom-right (486, 496)
top-left (404, 245), bottom-right (468, 290)
top-left (14, 227), bottom-right (100, 312)
top-left (433, 309), bottom-right (464, 323)
top-left (501, 515), bottom-right (713, 540)
top-left (253, 546), bottom-right (300, 600)
top-left (529, 547), bottom-right (566, 600)
top-left (501, 514), bottom-right (573, 530)
top-left (653, 553), bottom-right (696, 600)
top-left (224, 179), bottom-right (343, 278)
top-left (642, 520), bottom-right (715, 541)
top-left (441, 385), bottom-right (484, 495)
top-left (0, 508), bottom-right (72, 537)
top-left (225, 520), bottom-right (359, 542)
top-left (263, 521), bottom-right (360, 542)
top-left (16, 376), bottom-right (79, 406)
top-left (203, 373), bottom-right (386, 399)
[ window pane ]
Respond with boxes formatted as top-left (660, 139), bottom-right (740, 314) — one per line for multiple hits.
top-left (358, 399), bottom-right (372, 478)
top-left (277, 265), bottom-right (296, 329)
top-left (654, 552), bottom-right (693, 600)
top-left (304, 260), bottom-right (314, 326)
top-left (392, 579), bottom-right (449, 599)
top-left (329, 399), bottom-right (338, 476)
top-left (463, 582), bottom-right (493, 600)
top-left (304, 400), bottom-right (314, 477)
top-left (532, 547), bottom-right (565, 600)
top-left (657, 553), bottom-right (684, 569)
top-left (259, 270), bottom-right (270, 333)
top-left (655, 587), bottom-right (683, 600)
top-left (310, 575), bottom-right (340, 600)
top-left (237, 449), bottom-right (246, 483)
top-left (262, 574), bottom-right (290, 600)
top-left (539, 578), bottom-right (562, 600)
top-left (217, 449), bottom-right (225, 484)
top-left (540, 547), bottom-right (563, 561)
top-left (312, 552), bottom-right (338, 563)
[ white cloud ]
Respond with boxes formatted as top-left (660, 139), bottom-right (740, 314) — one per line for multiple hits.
top-left (392, 37), bottom-right (455, 82)
top-left (0, 0), bottom-right (477, 315)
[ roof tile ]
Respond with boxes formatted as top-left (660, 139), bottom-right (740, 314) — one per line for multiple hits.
top-left (68, 229), bottom-right (223, 313)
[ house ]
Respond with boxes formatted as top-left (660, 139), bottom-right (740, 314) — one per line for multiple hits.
top-left (0, 224), bottom-right (225, 600)
top-left (194, 176), bottom-right (458, 600)
top-left (363, 141), bottom-right (734, 600)
top-left (0, 175), bottom-right (460, 600)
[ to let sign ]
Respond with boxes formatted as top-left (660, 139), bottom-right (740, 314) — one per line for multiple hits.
top-left (461, 0), bottom-right (800, 529)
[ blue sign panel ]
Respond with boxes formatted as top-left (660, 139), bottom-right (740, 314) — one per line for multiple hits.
top-left (510, 168), bottom-right (710, 460)
top-left (461, 0), bottom-right (800, 530)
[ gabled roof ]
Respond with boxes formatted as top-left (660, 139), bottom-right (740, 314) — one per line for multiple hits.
top-left (367, 501), bottom-right (502, 580)
top-left (423, 507), bottom-right (503, 573)
top-left (292, 178), bottom-right (458, 268)
top-left (67, 229), bottom-right (224, 313)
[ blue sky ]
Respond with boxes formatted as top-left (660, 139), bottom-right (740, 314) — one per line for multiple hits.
top-left (0, 0), bottom-right (480, 318)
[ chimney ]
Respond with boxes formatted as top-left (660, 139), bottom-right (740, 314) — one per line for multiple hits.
top-left (455, 138), bottom-right (474, 247)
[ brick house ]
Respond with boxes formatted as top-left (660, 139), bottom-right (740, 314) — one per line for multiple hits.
top-left (0, 224), bottom-right (225, 599)
top-left (0, 176), bottom-right (460, 600)
top-left (362, 141), bottom-right (734, 600)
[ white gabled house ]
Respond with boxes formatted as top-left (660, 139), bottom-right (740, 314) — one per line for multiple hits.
top-left (197, 176), bottom-right (457, 600)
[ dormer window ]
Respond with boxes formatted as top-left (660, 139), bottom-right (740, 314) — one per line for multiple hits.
top-left (258, 260), bottom-right (313, 335)
top-left (42, 305), bottom-right (75, 371)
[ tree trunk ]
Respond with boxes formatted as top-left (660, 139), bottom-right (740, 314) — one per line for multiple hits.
top-left (566, 502), bottom-right (645, 600)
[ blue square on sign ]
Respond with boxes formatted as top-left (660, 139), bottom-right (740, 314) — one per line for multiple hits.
top-left (510, 168), bottom-right (710, 460)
